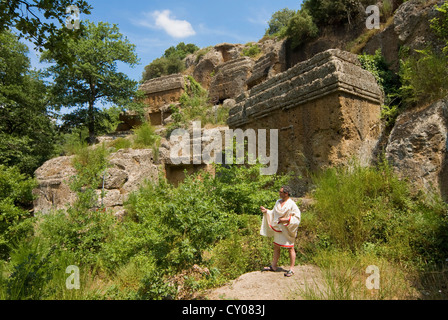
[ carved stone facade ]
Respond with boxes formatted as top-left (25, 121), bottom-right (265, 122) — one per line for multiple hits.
top-left (227, 49), bottom-right (384, 195)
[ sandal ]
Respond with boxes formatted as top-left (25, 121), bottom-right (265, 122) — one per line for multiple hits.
top-left (263, 265), bottom-right (277, 272)
top-left (284, 270), bottom-right (294, 277)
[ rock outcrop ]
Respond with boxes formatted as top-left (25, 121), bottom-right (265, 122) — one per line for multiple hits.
top-left (228, 49), bottom-right (384, 194)
top-left (138, 74), bottom-right (186, 126)
top-left (208, 57), bottom-right (255, 104)
top-left (386, 98), bottom-right (448, 199)
top-left (33, 149), bottom-right (161, 216)
top-left (364, 0), bottom-right (446, 70)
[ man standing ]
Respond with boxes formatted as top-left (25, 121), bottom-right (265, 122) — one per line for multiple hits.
top-left (260, 186), bottom-right (301, 277)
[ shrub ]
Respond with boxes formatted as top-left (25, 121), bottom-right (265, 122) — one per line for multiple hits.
top-left (241, 43), bottom-right (262, 58)
top-left (132, 122), bottom-right (161, 160)
top-left (0, 165), bottom-right (36, 260)
top-left (358, 49), bottom-right (402, 128)
top-left (70, 143), bottom-right (110, 211)
top-left (265, 8), bottom-right (297, 36)
top-left (280, 9), bottom-right (319, 49)
top-left (399, 48), bottom-right (448, 105)
top-left (302, 0), bottom-right (376, 26)
top-left (141, 56), bottom-right (185, 82)
top-left (309, 159), bottom-right (448, 267)
top-left (141, 42), bottom-right (198, 82)
top-left (399, 2), bottom-right (448, 106)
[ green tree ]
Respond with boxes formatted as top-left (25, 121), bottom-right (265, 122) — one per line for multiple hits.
top-left (265, 8), bottom-right (297, 36)
top-left (0, 31), bottom-right (57, 175)
top-left (163, 42), bottom-right (199, 60)
top-left (302, 0), bottom-right (375, 26)
top-left (0, 0), bottom-right (92, 63)
top-left (280, 9), bottom-right (319, 49)
top-left (141, 42), bottom-right (198, 82)
top-left (41, 20), bottom-right (143, 144)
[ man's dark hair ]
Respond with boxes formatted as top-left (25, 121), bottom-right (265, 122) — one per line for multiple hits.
top-left (282, 186), bottom-right (292, 196)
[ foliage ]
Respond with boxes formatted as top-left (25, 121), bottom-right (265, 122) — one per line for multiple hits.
top-left (163, 42), bottom-right (199, 60)
top-left (265, 8), bottom-right (297, 36)
top-left (399, 48), bottom-right (448, 105)
top-left (358, 49), bottom-right (402, 128)
top-left (141, 42), bottom-right (198, 82)
top-left (58, 106), bottom-right (122, 137)
top-left (279, 9), bottom-right (319, 49)
top-left (241, 43), bottom-right (262, 58)
top-left (69, 143), bottom-right (110, 211)
top-left (142, 56), bottom-right (185, 82)
top-left (398, 2), bottom-right (448, 106)
top-left (302, 0), bottom-right (376, 26)
top-left (41, 20), bottom-right (142, 144)
top-left (309, 159), bottom-right (448, 267)
top-left (0, 31), bottom-right (58, 175)
top-left (132, 122), bottom-right (161, 161)
top-left (0, 165), bottom-right (36, 261)
top-left (430, 1), bottom-right (448, 54)
top-left (166, 76), bottom-right (217, 134)
top-left (4, 239), bottom-right (55, 300)
top-left (0, 0), bottom-right (92, 56)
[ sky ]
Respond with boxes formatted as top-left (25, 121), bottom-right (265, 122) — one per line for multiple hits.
top-left (25, 0), bottom-right (304, 85)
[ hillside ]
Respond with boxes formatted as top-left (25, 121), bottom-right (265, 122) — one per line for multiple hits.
top-left (2, 0), bottom-right (448, 302)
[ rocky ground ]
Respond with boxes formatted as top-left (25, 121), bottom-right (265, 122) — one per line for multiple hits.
top-left (203, 265), bottom-right (324, 300)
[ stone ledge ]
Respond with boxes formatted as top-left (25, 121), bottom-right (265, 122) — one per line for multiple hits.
top-left (228, 49), bottom-right (384, 128)
top-left (139, 74), bottom-right (185, 95)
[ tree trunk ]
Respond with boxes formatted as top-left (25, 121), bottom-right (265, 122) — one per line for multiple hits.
top-left (88, 100), bottom-right (95, 145)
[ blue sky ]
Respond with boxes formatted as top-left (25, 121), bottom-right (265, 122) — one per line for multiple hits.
top-left (26, 0), bottom-right (304, 84)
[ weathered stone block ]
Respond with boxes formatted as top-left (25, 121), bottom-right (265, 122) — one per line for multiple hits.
top-left (208, 57), bottom-right (255, 104)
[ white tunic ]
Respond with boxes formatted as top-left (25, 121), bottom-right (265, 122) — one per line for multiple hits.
top-left (260, 198), bottom-right (301, 247)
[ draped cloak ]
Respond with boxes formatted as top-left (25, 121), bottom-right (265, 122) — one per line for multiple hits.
top-left (260, 198), bottom-right (301, 248)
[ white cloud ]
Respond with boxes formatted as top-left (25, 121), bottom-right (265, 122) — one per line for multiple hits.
top-left (135, 10), bottom-right (196, 38)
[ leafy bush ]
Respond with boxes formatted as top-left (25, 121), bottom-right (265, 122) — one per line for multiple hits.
top-left (141, 42), bottom-right (199, 82)
top-left (163, 42), bottom-right (199, 60)
top-left (302, 0), bottom-right (376, 26)
top-left (265, 8), bottom-right (297, 36)
top-left (280, 9), bottom-right (319, 49)
top-left (132, 122), bottom-right (161, 160)
top-left (399, 2), bottom-right (448, 106)
top-left (430, 1), bottom-right (448, 54)
top-left (70, 143), bottom-right (110, 211)
top-left (4, 239), bottom-right (55, 300)
top-left (0, 165), bottom-right (36, 260)
top-left (358, 49), bottom-right (402, 127)
top-left (399, 48), bottom-right (448, 105)
top-left (241, 43), bottom-right (262, 58)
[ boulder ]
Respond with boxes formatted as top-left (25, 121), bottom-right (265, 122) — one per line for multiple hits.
top-left (33, 156), bottom-right (78, 213)
top-left (386, 98), bottom-right (448, 199)
top-left (33, 148), bottom-right (161, 214)
top-left (193, 48), bottom-right (224, 89)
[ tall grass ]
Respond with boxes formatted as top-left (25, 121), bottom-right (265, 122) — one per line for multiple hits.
top-left (296, 158), bottom-right (448, 299)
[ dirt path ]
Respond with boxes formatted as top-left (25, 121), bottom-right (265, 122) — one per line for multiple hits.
top-left (203, 265), bottom-right (324, 300)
